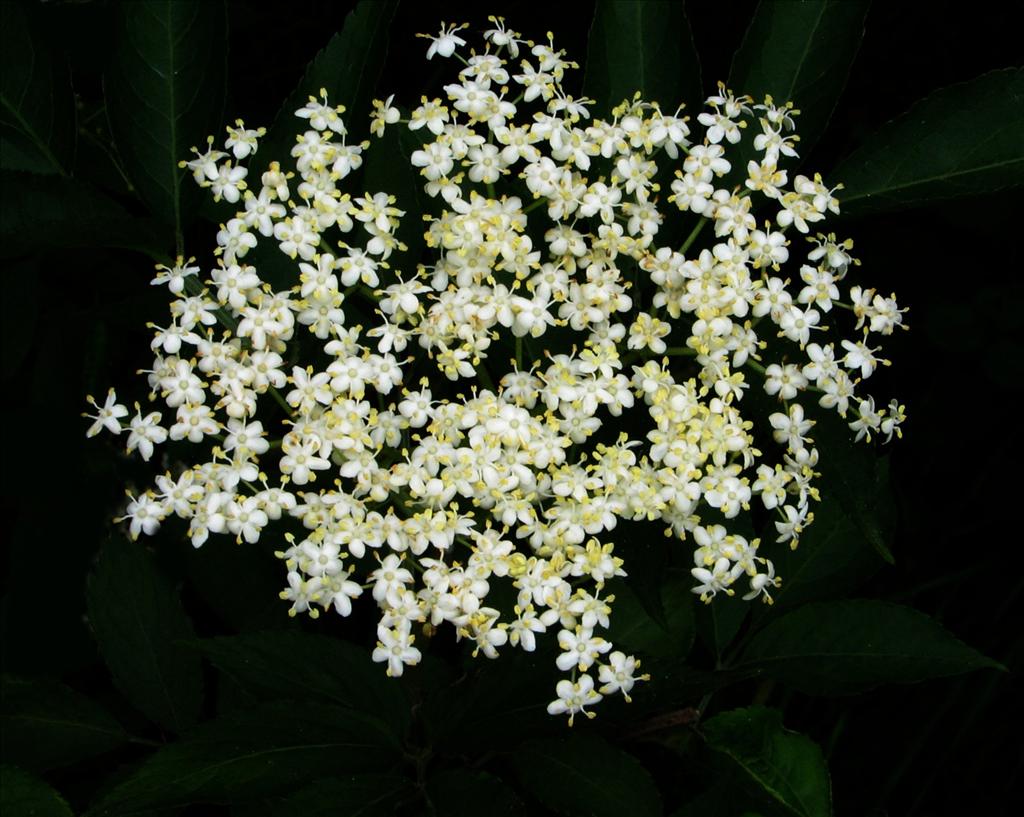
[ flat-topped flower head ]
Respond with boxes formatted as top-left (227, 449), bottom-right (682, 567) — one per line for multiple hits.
top-left (87, 18), bottom-right (905, 723)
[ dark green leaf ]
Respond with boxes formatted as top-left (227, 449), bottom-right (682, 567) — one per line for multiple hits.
top-left (584, 0), bottom-right (703, 112)
top-left (362, 124), bottom-right (426, 263)
top-left (0, 3), bottom-right (75, 175)
top-left (810, 410), bottom-right (896, 564)
top-left (105, 0), bottom-right (227, 232)
top-left (729, 0), bottom-right (869, 157)
top-left (1, 676), bottom-right (127, 772)
top-left (832, 68), bottom-right (1024, 213)
top-left (607, 572), bottom-right (695, 659)
top-left (274, 773), bottom-right (413, 817)
top-left (0, 765), bottom-right (73, 817)
top-left (694, 514), bottom-right (758, 657)
top-left (421, 651), bottom-right (555, 753)
top-left (261, 0), bottom-right (397, 161)
top-left (703, 706), bottom-right (831, 817)
top-left (614, 524), bottom-right (671, 627)
top-left (86, 537), bottom-right (203, 734)
top-left (0, 171), bottom-right (171, 260)
top-left (182, 540), bottom-right (285, 633)
top-left (513, 734), bottom-right (661, 817)
top-left (428, 768), bottom-right (526, 817)
top-left (756, 497), bottom-right (883, 616)
top-left (671, 779), bottom-right (768, 817)
top-left (737, 600), bottom-right (1005, 695)
top-left (696, 589), bottom-right (750, 659)
top-left (188, 630), bottom-right (410, 737)
top-left (85, 702), bottom-right (401, 816)
top-left (0, 257), bottom-right (37, 379)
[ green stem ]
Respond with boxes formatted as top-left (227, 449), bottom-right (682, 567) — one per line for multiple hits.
top-left (623, 345), bottom-right (696, 366)
top-left (475, 362), bottom-right (496, 393)
top-left (523, 197), bottom-right (547, 214)
top-left (680, 218), bottom-right (707, 254)
top-left (268, 385), bottom-right (293, 416)
top-left (744, 357), bottom-right (768, 376)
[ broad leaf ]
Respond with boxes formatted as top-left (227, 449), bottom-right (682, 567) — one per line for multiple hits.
top-left (261, 0), bottom-right (397, 162)
top-left (421, 651), bottom-right (556, 753)
top-left (1, 676), bottom-right (127, 772)
top-left (86, 537), bottom-right (203, 734)
top-left (189, 630), bottom-right (410, 737)
top-left (696, 587), bottom-right (750, 659)
top-left (0, 3), bottom-right (75, 175)
top-left (362, 124), bottom-right (426, 264)
top-left (810, 409), bottom-right (896, 564)
top-left (672, 780), bottom-right (769, 817)
top-left (428, 769), bottom-right (526, 817)
top-left (584, 0), bottom-right (703, 112)
top-left (182, 538), bottom-right (285, 633)
top-left (694, 514), bottom-right (757, 656)
top-left (703, 706), bottom-right (831, 817)
top-left (275, 773), bottom-right (413, 817)
top-left (606, 572), bottom-right (695, 659)
top-left (0, 172), bottom-right (170, 260)
top-left (0, 257), bottom-right (37, 379)
top-left (833, 68), bottom-right (1024, 213)
top-left (513, 735), bottom-right (662, 817)
top-left (105, 0), bottom-right (227, 232)
top-left (85, 702), bottom-right (401, 816)
top-left (756, 496), bottom-right (883, 616)
top-left (612, 522), bottom-right (672, 627)
top-left (738, 600), bottom-right (1004, 695)
top-left (729, 0), bottom-right (869, 158)
top-left (0, 765), bottom-right (73, 817)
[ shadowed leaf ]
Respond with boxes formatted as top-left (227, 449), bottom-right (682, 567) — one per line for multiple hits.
top-left (85, 702), bottom-right (401, 816)
top-left (275, 773), bottom-right (413, 817)
top-left (1, 676), bottom-right (127, 772)
top-left (0, 765), bottom-right (73, 817)
top-left (514, 734), bottom-right (661, 817)
top-left (105, 0), bottom-right (227, 233)
top-left (737, 600), bottom-right (1005, 695)
top-left (584, 0), bottom-right (703, 111)
top-left (729, 0), bottom-right (869, 158)
top-left (703, 706), bottom-right (832, 817)
top-left (0, 172), bottom-right (170, 260)
top-left (0, 3), bottom-right (76, 175)
top-left (832, 68), bottom-right (1024, 212)
top-left (261, 0), bottom-right (397, 162)
top-left (86, 537), bottom-right (203, 734)
top-left (188, 630), bottom-right (410, 737)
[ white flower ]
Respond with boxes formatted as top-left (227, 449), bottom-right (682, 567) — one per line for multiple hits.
top-left (84, 389), bottom-right (128, 437)
top-left (421, 22), bottom-right (467, 60)
top-left (151, 257), bottom-right (200, 294)
top-left (372, 626), bottom-right (421, 677)
top-left (770, 403), bottom-right (815, 451)
top-left (118, 493), bottom-right (165, 539)
top-left (546, 674), bottom-right (602, 724)
top-left (126, 406), bottom-right (167, 461)
top-left (598, 651), bottom-right (648, 701)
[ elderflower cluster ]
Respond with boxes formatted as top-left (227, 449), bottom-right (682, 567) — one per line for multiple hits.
top-left (85, 17), bottom-right (905, 724)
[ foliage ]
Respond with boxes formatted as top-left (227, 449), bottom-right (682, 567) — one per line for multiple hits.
top-left (1, 1), bottom-right (1017, 815)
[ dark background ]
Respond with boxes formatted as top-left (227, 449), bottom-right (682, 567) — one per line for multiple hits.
top-left (2, 1), bottom-right (1021, 814)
